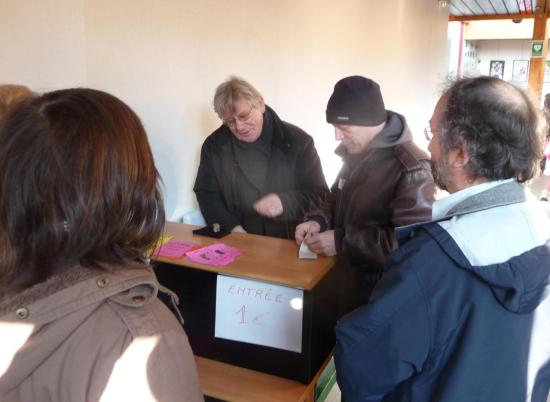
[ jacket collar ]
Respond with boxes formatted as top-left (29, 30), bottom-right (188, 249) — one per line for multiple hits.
top-left (432, 179), bottom-right (524, 221)
top-left (404, 180), bottom-right (550, 314)
top-left (420, 222), bottom-right (550, 314)
top-left (396, 180), bottom-right (528, 245)
top-left (265, 105), bottom-right (294, 153)
top-left (0, 265), bottom-right (177, 325)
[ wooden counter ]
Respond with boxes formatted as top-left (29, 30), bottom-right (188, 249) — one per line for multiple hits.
top-left (155, 221), bottom-right (335, 290)
top-left (153, 222), bottom-right (339, 386)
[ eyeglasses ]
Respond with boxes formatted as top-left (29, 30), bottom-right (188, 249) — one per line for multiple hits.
top-left (424, 126), bottom-right (438, 141)
top-left (224, 106), bottom-right (255, 129)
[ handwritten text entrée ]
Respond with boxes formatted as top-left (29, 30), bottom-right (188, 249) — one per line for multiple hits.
top-left (227, 285), bottom-right (284, 304)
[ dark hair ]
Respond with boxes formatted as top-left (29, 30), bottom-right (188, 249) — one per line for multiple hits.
top-left (0, 88), bottom-right (165, 290)
top-left (441, 76), bottom-right (543, 182)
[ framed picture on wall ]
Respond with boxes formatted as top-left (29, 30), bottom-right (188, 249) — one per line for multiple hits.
top-left (545, 61), bottom-right (550, 82)
top-left (512, 60), bottom-right (529, 82)
top-left (489, 60), bottom-right (505, 79)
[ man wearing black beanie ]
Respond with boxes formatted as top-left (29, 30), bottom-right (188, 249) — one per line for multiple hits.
top-left (296, 75), bottom-right (435, 316)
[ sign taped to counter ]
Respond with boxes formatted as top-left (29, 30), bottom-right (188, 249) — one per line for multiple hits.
top-left (215, 275), bottom-right (304, 353)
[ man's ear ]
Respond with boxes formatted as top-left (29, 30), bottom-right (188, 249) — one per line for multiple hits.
top-left (449, 142), bottom-right (470, 169)
top-left (257, 96), bottom-right (266, 113)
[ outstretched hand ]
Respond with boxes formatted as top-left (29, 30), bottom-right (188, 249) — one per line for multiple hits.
top-left (254, 193), bottom-right (284, 218)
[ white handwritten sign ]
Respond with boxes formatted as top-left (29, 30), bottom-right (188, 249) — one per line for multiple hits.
top-left (215, 275), bottom-right (304, 353)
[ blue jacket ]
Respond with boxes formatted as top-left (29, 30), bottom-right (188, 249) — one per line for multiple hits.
top-left (335, 180), bottom-right (550, 402)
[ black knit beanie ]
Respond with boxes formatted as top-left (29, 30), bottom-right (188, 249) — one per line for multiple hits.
top-left (326, 76), bottom-right (387, 126)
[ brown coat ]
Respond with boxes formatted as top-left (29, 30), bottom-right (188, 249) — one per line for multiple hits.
top-left (0, 265), bottom-right (204, 402)
top-left (310, 112), bottom-right (435, 314)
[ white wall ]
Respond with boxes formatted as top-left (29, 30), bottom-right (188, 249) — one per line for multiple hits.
top-left (0, 0), bottom-right (86, 89)
top-left (474, 39), bottom-right (533, 82)
top-left (0, 0), bottom-right (449, 220)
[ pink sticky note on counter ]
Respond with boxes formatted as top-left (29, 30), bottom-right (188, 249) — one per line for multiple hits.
top-left (186, 243), bottom-right (241, 266)
top-left (155, 240), bottom-right (196, 259)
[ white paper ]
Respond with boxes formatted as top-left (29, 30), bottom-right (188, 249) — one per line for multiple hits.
top-left (299, 241), bottom-right (317, 259)
top-left (215, 275), bottom-right (304, 353)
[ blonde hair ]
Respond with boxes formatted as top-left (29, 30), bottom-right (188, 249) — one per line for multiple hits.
top-left (0, 84), bottom-right (33, 120)
top-left (213, 76), bottom-right (262, 119)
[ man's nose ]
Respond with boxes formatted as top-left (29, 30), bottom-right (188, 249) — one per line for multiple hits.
top-left (235, 119), bottom-right (245, 132)
top-left (335, 129), bottom-right (344, 141)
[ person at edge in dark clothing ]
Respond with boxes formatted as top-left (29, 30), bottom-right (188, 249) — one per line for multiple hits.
top-left (296, 75), bottom-right (435, 316)
top-left (193, 76), bottom-right (328, 239)
top-left (335, 76), bottom-right (550, 402)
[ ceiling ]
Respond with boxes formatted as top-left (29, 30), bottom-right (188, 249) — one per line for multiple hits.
top-left (448, 0), bottom-right (547, 19)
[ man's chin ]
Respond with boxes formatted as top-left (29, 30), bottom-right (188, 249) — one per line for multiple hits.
top-left (433, 171), bottom-right (449, 192)
top-left (430, 161), bottom-right (449, 192)
top-left (343, 145), bottom-right (360, 155)
top-left (237, 132), bottom-right (260, 143)
top-left (435, 179), bottom-right (448, 192)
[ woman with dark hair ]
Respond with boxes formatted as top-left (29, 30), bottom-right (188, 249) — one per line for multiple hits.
top-left (0, 88), bottom-right (204, 402)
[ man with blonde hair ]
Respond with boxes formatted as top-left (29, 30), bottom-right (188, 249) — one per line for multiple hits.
top-left (194, 76), bottom-right (328, 239)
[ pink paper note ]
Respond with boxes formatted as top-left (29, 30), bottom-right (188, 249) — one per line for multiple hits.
top-left (155, 240), bottom-right (196, 259)
top-left (186, 243), bottom-right (241, 266)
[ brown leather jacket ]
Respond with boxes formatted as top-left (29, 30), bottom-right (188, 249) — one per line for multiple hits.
top-left (310, 112), bottom-right (435, 314)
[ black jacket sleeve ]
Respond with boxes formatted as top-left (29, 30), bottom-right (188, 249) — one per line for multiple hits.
top-left (193, 140), bottom-right (240, 231)
top-left (277, 136), bottom-right (329, 221)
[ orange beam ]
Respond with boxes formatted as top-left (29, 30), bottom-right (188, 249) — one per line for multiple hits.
top-left (528, 1), bottom-right (549, 104)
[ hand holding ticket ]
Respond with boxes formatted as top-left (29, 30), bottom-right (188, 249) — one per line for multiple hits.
top-left (298, 232), bottom-right (317, 260)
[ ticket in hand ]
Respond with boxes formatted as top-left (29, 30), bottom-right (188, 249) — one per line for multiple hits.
top-left (298, 240), bottom-right (317, 260)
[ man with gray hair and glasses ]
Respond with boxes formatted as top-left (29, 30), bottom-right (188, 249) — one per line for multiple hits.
top-left (194, 76), bottom-right (328, 239)
top-left (335, 76), bottom-right (550, 402)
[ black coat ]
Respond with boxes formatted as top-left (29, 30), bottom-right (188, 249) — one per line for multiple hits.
top-left (193, 106), bottom-right (328, 239)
